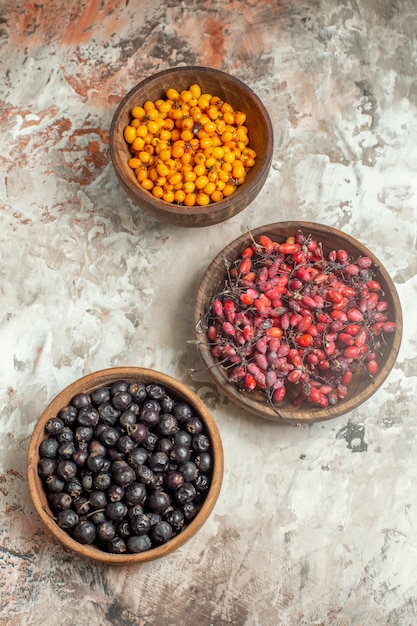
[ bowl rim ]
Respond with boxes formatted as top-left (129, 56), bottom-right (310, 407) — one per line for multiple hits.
top-left (194, 220), bottom-right (403, 423)
top-left (27, 366), bottom-right (224, 564)
top-left (109, 65), bottom-right (274, 222)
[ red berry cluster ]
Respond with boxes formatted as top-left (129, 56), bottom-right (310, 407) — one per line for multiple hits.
top-left (205, 231), bottom-right (396, 409)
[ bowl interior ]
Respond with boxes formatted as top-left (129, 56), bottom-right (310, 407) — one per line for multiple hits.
top-left (27, 367), bottom-right (223, 564)
top-left (194, 221), bottom-right (403, 423)
top-left (109, 66), bottom-right (273, 226)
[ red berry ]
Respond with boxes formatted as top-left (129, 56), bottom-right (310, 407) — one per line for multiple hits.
top-left (366, 360), bottom-right (379, 376)
top-left (244, 373), bottom-right (257, 391)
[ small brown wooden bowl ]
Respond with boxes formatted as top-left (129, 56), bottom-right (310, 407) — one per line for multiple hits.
top-left (27, 367), bottom-right (223, 564)
top-left (109, 66), bottom-right (273, 227)
top-left (194, 222), bottom-right (403, 424)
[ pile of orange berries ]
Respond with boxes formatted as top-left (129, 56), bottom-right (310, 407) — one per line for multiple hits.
top-left (123, 83), bottom-right (256, 207)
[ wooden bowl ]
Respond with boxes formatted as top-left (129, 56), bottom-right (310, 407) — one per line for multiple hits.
top-left (109, 66), bottom-right (273, 227)
top-left (194, 222), bottom-right (403, 424)
top-left (27, 367), bottom-right (223, 564)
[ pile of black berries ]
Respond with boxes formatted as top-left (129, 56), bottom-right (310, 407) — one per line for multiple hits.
top-left (37, 380), bottom-right (213, 554)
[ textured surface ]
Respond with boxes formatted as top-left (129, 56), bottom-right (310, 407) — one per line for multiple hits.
top-left (1, 1), bottom-right (416, 624)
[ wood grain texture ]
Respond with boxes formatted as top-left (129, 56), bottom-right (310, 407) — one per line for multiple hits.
top-left (109, 66), bottom-right (273, 227)
top-left (194, 221), bottom-right (403, 423)
top-left (27, 367), bottom-right (224, 564)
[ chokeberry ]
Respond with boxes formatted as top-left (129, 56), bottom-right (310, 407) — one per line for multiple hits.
top-left (93, 472), bottom-right (112, 491)
top-left (127, 534), bottom-right (152, 553)
top-left (37, 457), bottom-right (56, 479)
top-left (107, 536), bottom-right (126, 554)
top-left (110, 380), bottom-right (129, 396)
top-left (71, 393), bottom-right (91, 410)
top-left (113, 464), bottom-right (136, 488)
top-left (176, 483), bottom-right (196, 505)
top-left (77, 406), bottom-right (99, 428)
top-left (107, 484), bottom-right (125, 503)
top-left (39, 437), bottom-right (59, 459)
top-left (45, 417), bottom-right (65, 436)
top-left (97, 520), bottom-right (116, 541)
top-left (169, 444), bottom-right (191, 465)
top-left (86, 454), bottom-right (106, 473)
top-left (98, 402), bottom-right (120, 425)
top-left (58, 405), bottom-right (78, 426)
top-left (172, 402), bottom-right (192, 422)
top-left (140, 408), bottom-right (160, 428)
top-left (56, 509), bottom-right (79, 530)
top-left (37, 379), bottom-right (214, 555)
top-left (112, 391), bottom-right (132, 411)
top-left (105, 501), bottom-right (127, 521)
top-left (128, 447), bottom-right (148, 468)
top-left (124, 482), bottom-right (146, 506)
top-left (89, 490), bottom-right (107, 510)
top-left (152, 521), bottom-right (173, 544)
top-left (148, 491), bottom-right (171, 514)
top-left (72, 520), bottom-right (96, 544)
top-left (91, 387), bottom-right (111, 407)
top-left (50, 492), bottom-right (72, 512)
top-left (57, 460), bottom-right (77, 481)
top-left (130, 513), bottom-right (151, 535)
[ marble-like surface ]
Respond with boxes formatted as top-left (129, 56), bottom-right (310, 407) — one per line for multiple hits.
top-left (1, 1), bottom-right (416, 624)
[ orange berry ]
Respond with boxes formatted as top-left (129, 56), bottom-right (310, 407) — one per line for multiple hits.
top-left (141, 178), bottom-right (154, 190)
top-left (128, 157), bottom-right (141, 169)
top-left (223, 183), bottom-right (236, 197)
top-left (196, 193), bottom-right (210, 206)
top-left (124, 126), bottom-right (136, 143)
top-left (166, 88), bottom-right (179, 101)
top-left (195, 175), bottom-right (209, 190)
top-left (168, 172), bottom-right (182, 186)
top-left (189, 83), bottom-right (202, 98)
top-left (183, 181), bottom-right (195, 194)
top-left (174, 189), bottom-right (186, 204)
top-left (152, 186), bottom-right (164, 199)
top-left (184, 192), bottom-right (197, 206)
top-left (211, 190), bottom-right (224, 203)
top-left (193, 163), bottom-right (206, 177)
top-left (234, 111), bottom-right (247, 125)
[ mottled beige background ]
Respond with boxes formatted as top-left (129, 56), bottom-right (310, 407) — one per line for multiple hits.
top-left (1, 1), bottom-right (416, 625)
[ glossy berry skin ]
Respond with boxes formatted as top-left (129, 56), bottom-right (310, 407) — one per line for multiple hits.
top-left (130, 513), bottom-right (151, 535)
top-left (152, 521), bottom-right (173, 544)
top-left (37, 457), bottom-right (56, 478)
top-left (72, 520), bottom-right (96, 544)
top-left (56, 509), bottom-right (79, 530)
top-left (127, 534), bottom-right (152, 553)
top-left (37, 380), bottom-right (213, 555)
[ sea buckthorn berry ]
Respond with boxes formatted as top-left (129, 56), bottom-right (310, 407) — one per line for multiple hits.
top-left (124, 126), bottom-right (137, 144)
top-left (141, 178), bottom-right (154, 190)
top-left (184, 192), bottom-right (196, 206)
top-left (124, 83), bottom-right (257, 206)
top-left (143, 100), bottom-right (155, 112)
top-left (196, 193), bottom-right (210, 206)
top-left (223, 183), bottom-right (236, 197)
top-left (128, 157), bottom-right (142, 170)
top-left (211, 190), bottom-right (223, 202)
top-left (152, 186), bottom-right (164, 199)
top-left (132, 106), bottom-right (146, 119)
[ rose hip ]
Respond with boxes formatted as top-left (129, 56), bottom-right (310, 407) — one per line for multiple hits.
top-left (204, 231), bottom-right (397, 410)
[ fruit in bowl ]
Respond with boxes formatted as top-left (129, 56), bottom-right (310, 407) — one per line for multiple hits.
top-left (110, 66), bottom-right (273, 227)
top-left (194, 222), bottom-right (402, 423)
top-left (27, 368), bottom-right (223, 564)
